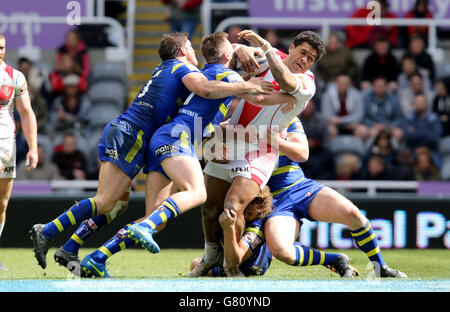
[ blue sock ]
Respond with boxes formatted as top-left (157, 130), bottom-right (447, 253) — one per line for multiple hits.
top-left (42, 198), bottom-right (98, 240)
top-left (292, 241), bottom-right (340, 266)
top-left (90, 223), bottom-right (136, 264)
top-left (141, 197), bottom-right (181, 230)
top-left (62, 214), bottom-right (109, 254)
top-left (351, 220), bottom-right (386, 266)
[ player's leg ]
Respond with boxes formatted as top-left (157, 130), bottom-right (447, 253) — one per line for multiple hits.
top-left (54, 187), bottom-right (131, 269)
top-left (307, 186), bottom-right (407, 278)
top-left (189, 174), bottom-right (230, 277)
top-left (128, 155), bottom-right (206, 253)
top-left (80, 171), bottom-right (175, 278)
top-left (264, 215), bottom-right (358, 277)
top-left (0, 178), bottom-right (13, 271)
top-left (31, 161), bottom-right (132, 269)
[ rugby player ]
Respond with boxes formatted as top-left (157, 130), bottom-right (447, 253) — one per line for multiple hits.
top-left (191, 29), bottom-right (325, 276)
top-left (110, 32), bottom-right (293, 260)
top-left (191, 185), bottom-right (359, 278)
top-left (0, 33), bottom-right (38, 271)
top-left (30, 32), bottom-right (273, 270)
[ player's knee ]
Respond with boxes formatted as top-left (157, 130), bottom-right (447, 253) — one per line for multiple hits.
top-left (270, 245), bottom-right (292, 264)
top-left (201, 203), bottom-right (221, 220)
top-left (344, 204), bottom-right (366, 229)
top-left (0, 199), bottom-right (8, 215)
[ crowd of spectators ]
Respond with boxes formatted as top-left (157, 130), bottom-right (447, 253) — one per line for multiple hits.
top-left (14, 0), bottom-right (450, 185)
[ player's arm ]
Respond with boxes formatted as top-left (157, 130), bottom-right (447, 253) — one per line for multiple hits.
top-left (273, 121), bottom-right (309, 163)
top-left (14, 77), bottom-right (38, 170)
top-left (220, 209), bottom-right (252, 269)
top-left (183, 72), bottom-right (272, 99)
top-left (238, 30), bottom-right (299, 93)
top-left (231, 44), bottom-right (263, 75)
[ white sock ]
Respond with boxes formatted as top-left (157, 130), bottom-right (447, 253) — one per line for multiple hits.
top-left (204, 241), bottom-right (220, 264)
top-left (0, 222), bottom-right (4, 238)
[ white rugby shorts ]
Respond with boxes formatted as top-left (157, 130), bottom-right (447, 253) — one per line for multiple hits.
top-left (0, 136), bottom-right (16, 178)
top-left (203, 147), bottom-right (279, 190)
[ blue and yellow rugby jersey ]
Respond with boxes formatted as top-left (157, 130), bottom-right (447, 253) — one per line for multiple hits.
top-left (266, 117), bottom-right (306, 196)
top-left (119, 59), bottom-right (200, 137)
top-left (171, 63), bottom-right (242, 141)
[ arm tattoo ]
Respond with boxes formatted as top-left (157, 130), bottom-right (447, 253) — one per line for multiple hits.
top-left (265, 50), bottom-right (292, 88)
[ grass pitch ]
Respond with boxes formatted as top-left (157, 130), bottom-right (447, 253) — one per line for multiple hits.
top-left (0, 248), bottom-right (448, 281)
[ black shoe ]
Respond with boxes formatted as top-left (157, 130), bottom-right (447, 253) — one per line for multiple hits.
top-left (379, 265), bottom-right (408, 278)
top-left (326, 254), bottom-right (360, 278)
top-left (54, 247), bottom-right (81, 275)
top-left (29, 224), bottom-right (51, 269)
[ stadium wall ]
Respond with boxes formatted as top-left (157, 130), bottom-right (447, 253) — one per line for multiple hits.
top-left (1, 194), bottom-right (449, 249)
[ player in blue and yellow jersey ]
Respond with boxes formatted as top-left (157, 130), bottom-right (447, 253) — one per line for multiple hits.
top-left (30, 32), bottom-right (273, 271)
top-left (191, 185), bottom-right (359, 278)
top-left (263, 116), bottom-right (407, 278)
top-left (125, 31), bottom-right (295, 256)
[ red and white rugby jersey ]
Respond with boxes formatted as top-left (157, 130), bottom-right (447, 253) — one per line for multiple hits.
top-left (230, 49), bottom-right (315, 132)
top-left (0, 61), bottom-right (28, 139)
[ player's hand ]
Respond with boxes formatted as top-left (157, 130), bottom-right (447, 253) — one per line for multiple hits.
top-left (245, 77), bottom-right (273, 95)
top-left (235, 45), bottom-right (262, 74)
top-left (25, 149), bottom-right (38, 171)
top-left (238, 30), bottom-right (266, 48)
top-left (219, 209), bottom-right (237, 230)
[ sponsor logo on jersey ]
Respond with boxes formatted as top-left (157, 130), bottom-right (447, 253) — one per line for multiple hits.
top-left (228, 166), bottom-right (249, 173)
top-left (0, 85), bottom-right (13, 100)
top-left (0, 166), bottom-right (14, 173)
top-left (155, 144), bottom-right (176, 157)
top-left (104, 148), bottom-right (120, 160)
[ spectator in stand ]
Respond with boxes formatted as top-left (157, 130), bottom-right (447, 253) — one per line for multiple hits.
top-left (361, 154), bottom-right (392, 180)
top-left (17, 144), bottom-right (64, 181)
top-left (49, 74), bottom-right (91, 136)
top-left (393, 148), bottom-right (416, 181)
top-left (18, 58), bottom-right (49, 134)
top-left (56, 29), bottom-right (90, 83)
top-left (321, 74), bottom-right (365, 140)
top-left (397, 55), bottom-right (432, 93)
top-left (300, 99), bottom-right (335, 180)
top-left (49, 53), bottom-right (88, 100)
top-left (262, 29), bottom-right (288, 54)
top-left (362, 129), bottom-right (398, 174)
top-left (161, 0), bottom-right (202, 39)
top-left (413, 146), bottom-right (442, 181)
top-left (402, 93), bottom-right (442, 154)
top-left (361, 76), bottom-right (404, 142)
top-left (316, 32), bottom-right (358, 86)
top-left (403, 34), bottom-right (435, 83)
top-left (335, 153), bottom-right (361, 180)
top-left (398, 71), bottom-right (434, 116)
top-left (403, 0), bottom-right (433, 46)
top-left (360, 37), bottom-right (401, 93)
top-left (345, 0), bottom-right (399, 49)
top-left (432, 78), bottom-right (450, 137)
top-left (52, 132), bottom-right (88, 180)
top-left (226, 25), bottom-right (245, 45)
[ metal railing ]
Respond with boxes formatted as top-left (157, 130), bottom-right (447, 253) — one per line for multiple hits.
top-left (11, 179), bottom-right (420, 196)
top-left (1, 0), bottom-right (136, 75)
top-left (214, 16), bottom-right (450, 56)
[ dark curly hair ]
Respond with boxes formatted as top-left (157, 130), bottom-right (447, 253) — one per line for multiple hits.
top-left (292, 30), bottom-right (326, 61)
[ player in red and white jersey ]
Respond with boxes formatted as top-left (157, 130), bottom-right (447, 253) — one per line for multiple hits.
top-left (191, 30), bottom-right (326, 276)
top-left (0, 33), bottom-right (38, 270)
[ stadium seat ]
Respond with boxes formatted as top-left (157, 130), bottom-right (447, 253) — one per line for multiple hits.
top-left (438, 135), bottom-right (450, 157)
top-left (436, 63), bottom-right (450, 80)
top-left (87, 81), bottom-right (127, 109)
top-left (329, 135), bottom-right (366, 158)
top-left (440, 160), bottom-right (450, 180)
top-left (90, 62), bottom-right (127, 85)
top-left (37, 134), bottom-right (54, 163)
top-left (87, 102), bottom-right (122, 129)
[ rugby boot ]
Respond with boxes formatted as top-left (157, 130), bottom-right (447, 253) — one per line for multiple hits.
top-left (379, 265), bottom-right (408, 278)
top-left (326, 254), bottom-right (360, 278)
top-left (126, 223), bottom-right (160, 253)
top-left (188, 256), bottom-right (214, 277)
top-left (30, 224), bottom-right (51, 269)
top-left (54, 247), bottom-right (80, 275)
top-left (80, 254), bottom-right (110, 278)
